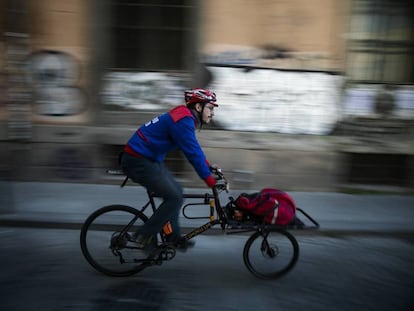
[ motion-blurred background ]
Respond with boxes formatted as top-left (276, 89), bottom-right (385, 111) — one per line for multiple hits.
top-left (1, 0), bottom-right (413, 192)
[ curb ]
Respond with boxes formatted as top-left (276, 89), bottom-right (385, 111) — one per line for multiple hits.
top-left (1, 218), bottom-right (414, 238)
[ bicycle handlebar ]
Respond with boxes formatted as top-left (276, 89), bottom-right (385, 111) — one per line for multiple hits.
top-left (211, 167), bottom-right (229, 192)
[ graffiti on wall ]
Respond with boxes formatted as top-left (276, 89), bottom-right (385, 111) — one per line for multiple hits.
top-left (102, 71), bottom-right (186, 111)
top-left (343, 85), bottom-right (414, 118)
top-left (5, 33), bottom-right (32, 140)
top-left (28, 50), bottom-right (87, 116)
top-left (208, 66), bottom-right (343, 134)
top-left (102, 66), bottom-right (343, 135)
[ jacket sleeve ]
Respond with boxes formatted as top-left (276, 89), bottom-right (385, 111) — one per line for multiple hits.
top-left (169, 117), bottom-right (216, 187)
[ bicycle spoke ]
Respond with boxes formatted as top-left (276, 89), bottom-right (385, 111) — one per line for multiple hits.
top-left (243, 229), bottom-right (299, 279)
top-left (80, 205), bottom-right (151, 277)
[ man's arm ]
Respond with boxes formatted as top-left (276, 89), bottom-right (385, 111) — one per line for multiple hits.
top-left (170, 118), bottom-right (216, 187)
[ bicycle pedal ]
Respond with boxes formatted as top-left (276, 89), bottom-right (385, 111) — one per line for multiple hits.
top-left (160, 246), bottom-right (176, 261)
top-left (149, 245), bottom-right (176, 261)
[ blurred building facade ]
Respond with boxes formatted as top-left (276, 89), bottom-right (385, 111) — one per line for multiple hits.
top-left (0, 0), bottom-right (413, 191)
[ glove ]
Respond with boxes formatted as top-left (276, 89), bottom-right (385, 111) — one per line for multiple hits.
top-left (204, 175), bottom-right (217, 188)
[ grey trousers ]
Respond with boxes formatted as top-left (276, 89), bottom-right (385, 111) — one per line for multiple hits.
top-left (121, 152), bottom-right (183, 241)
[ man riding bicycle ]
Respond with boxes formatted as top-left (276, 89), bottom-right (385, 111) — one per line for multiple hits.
top-left (120, 88), bottom-right (219, 251)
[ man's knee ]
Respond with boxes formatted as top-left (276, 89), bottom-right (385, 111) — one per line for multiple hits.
top-left (171, 191), bottom-right (184, 206)
top-left (165, 188), bottom-right (183, 207)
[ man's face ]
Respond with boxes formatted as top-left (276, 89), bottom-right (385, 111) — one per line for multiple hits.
top-left (196, 103), bottom-right (215, 124)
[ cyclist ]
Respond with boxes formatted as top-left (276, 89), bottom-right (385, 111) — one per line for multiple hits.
top-left (120, 88), bottom-right (219, 251)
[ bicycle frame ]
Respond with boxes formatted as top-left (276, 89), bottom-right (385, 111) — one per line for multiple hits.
top-left (182, 187), bottom-right (226, 241)
top-left (135, 187), bottom-right (288, 249)
top-left (135, 186), bottom-right (229, 242)
top-left (135, 183), bottom-right (319, 245)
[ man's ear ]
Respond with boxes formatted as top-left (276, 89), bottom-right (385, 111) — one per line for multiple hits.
top-left (195, 103), bottom-right (202, 112)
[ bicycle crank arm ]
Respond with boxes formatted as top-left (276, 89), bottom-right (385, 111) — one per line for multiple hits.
top-left (134, 245), bottom-right (176, 266)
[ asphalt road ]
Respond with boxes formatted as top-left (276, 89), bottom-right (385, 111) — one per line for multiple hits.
top-left (0, 227), bottom-right (413, 311)
top-left (1, 181), bottom-right (414, 310)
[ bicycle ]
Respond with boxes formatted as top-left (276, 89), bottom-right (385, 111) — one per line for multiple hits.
top-left (80, 169), bottom-right (319, 280)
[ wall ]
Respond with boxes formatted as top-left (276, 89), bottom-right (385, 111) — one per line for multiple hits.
top-left (1, 0), bottom-right (412, 192)
top-left (200, 0), bottom-right (351, 71)
top-left (28, 0), bottom-right (92, 125)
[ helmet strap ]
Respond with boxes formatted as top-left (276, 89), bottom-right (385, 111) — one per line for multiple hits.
top-left (191, 103), bottom-right (205, 131)
top-left (198, 105), bottom-right (205, 131)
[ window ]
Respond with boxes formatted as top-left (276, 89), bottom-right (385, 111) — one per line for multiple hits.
top-left (111, 0), bottom-right (198, 71)
top-left (346, 0), bottom-right (414, 84)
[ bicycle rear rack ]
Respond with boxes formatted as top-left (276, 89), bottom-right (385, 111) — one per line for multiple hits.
top-left (293, 207), bottom-right (320, 230)
top-left (225, 207), bottom-right (320, 234)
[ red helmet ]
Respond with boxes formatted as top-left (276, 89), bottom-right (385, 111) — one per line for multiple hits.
top-left (184, 88), bottom-right (218, 107)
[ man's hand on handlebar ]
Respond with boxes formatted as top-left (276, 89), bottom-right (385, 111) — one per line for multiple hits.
top-left (210, 164), bottom-right (223, 178)
top-left (210, 164), bottom-right (229, 192)
top-left (209, 163), bottom-right (221, 173)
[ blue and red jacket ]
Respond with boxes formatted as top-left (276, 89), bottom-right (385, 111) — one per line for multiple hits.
top-left (124, 105), bottom-right (216, 187)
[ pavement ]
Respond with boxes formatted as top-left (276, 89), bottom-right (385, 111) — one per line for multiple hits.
top-left (1, 181), bottom-right (414, 236)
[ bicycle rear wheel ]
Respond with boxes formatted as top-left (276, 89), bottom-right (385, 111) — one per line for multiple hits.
top-left (243, 228), bottom-right (299, 280)
top-left (80, 204), bottom-right (153, 277)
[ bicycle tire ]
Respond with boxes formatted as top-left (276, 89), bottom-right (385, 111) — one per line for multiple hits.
top-left (243, 228), bottom-right (299, 280)
top-left (80, 204), bottom-right (151, 277)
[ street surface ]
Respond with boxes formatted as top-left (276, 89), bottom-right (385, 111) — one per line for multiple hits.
top-left (0, 227), bottom-right (413, 311)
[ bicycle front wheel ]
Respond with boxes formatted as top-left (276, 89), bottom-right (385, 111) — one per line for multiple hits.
top-left (243, 228), bottom-right (299, 280)
top-left (80, 204), bottom-right (152, 277)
